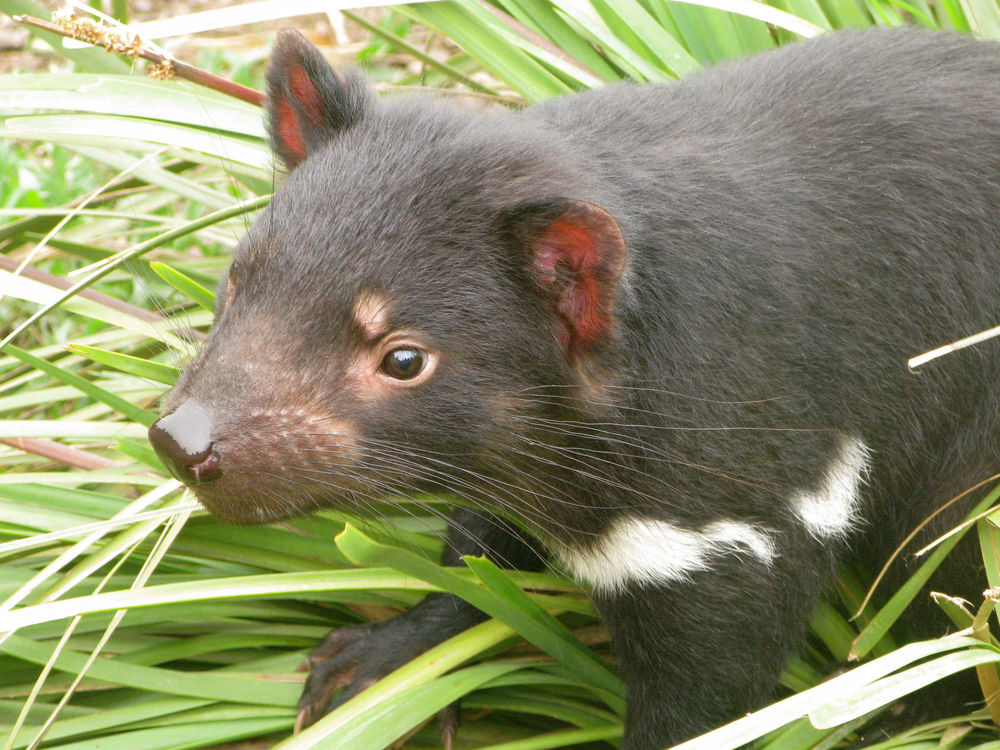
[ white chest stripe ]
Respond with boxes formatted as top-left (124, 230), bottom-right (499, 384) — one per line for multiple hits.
top-left (791, 437), bottom-right (871, 539)
top-left (556, 436), bottom-right (870, 592)
top-left (557, 517), bottom-right (777, 592)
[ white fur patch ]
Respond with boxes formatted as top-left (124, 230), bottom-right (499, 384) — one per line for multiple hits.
top-left (791, 437), bottom-right (870, 538)
top-left (556, 517), bottom-right (777, 592)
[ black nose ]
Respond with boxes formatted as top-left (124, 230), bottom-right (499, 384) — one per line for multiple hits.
top-left (148, 401), bottom-right (222, 485)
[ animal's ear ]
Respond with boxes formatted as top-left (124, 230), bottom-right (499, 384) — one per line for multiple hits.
top-left (265, 29), bottom-right (374, 170)
top-left (504, 199), bottom-right (627, 356)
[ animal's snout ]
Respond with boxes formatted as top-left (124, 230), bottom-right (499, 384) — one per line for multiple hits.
top-left (148, 401), bottom-right (222, 485)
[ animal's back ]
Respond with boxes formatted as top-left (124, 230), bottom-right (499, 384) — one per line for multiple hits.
top-left (527, 28), bottom-right (1000, 536)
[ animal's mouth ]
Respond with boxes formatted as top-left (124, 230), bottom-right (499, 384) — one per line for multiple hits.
top-left (149, 399), bottom-right (365, 524)
top-left (186, 482), bottom-right (312, 524)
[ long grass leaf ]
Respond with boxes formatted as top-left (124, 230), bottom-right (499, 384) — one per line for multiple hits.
top-left (851, 481), bottom-right (1000, 660)
top-left (3, 344), bottom-right (156, 427)
top-left (336, 524), bottom-right (623, 698)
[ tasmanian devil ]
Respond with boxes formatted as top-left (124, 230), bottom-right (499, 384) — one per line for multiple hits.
top-left (147, 26), bottom-right (1000, 749)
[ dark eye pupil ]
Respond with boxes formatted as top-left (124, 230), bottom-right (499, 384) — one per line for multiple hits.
top-left (383, 348), bottom-right (424, 379)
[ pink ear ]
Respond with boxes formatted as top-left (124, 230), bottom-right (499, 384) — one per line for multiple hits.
top-left (272, 65), bottom-right (322, 166)
top-left (528, 201), bottom-right (627, 355)
top-left (265, 30), bottom-right (373, 170)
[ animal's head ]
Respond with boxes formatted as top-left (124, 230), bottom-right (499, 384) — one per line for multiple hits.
top-left (148, 30), bottom-right (627, 526)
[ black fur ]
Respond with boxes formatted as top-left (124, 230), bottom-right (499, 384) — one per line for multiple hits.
top-left (149, 28), bottom-right (1000, 748)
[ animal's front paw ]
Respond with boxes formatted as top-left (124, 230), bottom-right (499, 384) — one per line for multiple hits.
top-left (294, 622), bottom-right (388, 730)
top-left (294, 617), bottom-right (452, 732)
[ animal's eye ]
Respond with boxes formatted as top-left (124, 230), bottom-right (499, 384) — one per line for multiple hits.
top-left (381, 348), bottom-right (425, 380)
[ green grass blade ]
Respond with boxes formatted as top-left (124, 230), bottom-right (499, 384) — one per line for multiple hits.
top-left (0, 569), bottom-right (436, 631)
top-left (477, 724), bottom-right (624, 749)
top-left (0, 74), bottom-right (263, 135)
top-left (980, 516), bottom-right (1000, 588)
top-left (66, 345), bottom-right (179, 386)
top-left (960, 0), bottom-right (1000, 37)
top-left (851, 480), bottom-right (1000, 660)
top-left (0, 632), bottom-right (302, 707)
top-left (336, 524), bottom-right (623, 699)
top-left (150, 261), bottom-right (216, 311)
top-left (275, 620), bottom-right (519, 749)
top-left (495, 0), bottom-right (622, 80)
top-left (3, 344), bottom-right (157, 427)
top-left (670, 636), bottom-right (983, 749)
top-left (401, 1), bottom-right (574, 100)
top-left (0, 195), bottom-right (269, 350)
top-left (809, 647), bottom-right (1000, 728)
